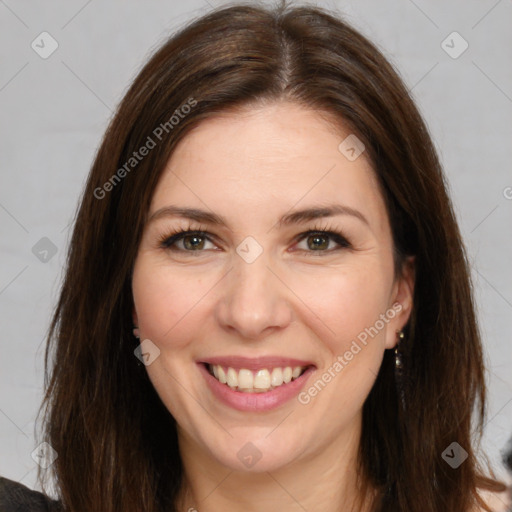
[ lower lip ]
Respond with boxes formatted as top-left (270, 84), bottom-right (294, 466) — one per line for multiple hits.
top-left (198, 363), bottom-right (315, 412)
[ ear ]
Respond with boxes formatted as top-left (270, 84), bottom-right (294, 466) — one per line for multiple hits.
top-left (384, 255), bottom-right (415, 350)
top-left (132, 306), bottom-right (141, 339)
top-left (132, 306), bottom-right (139, 328)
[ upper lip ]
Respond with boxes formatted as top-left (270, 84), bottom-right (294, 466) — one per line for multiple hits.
top-left (198, 356), bottom-right (316, 372)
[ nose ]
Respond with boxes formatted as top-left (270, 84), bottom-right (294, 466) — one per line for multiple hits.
top-left (214, 249), bottom-right (293, 341)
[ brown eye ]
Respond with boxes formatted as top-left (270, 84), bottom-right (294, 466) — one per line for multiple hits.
top-left (294, 230), bottom-right (351, 254)
top-left (181, 234), bottom-right (206, 250)
top-left (307, 234), bottom-right (330, 250)
top-left (160, 230), bottom-right (215, 252)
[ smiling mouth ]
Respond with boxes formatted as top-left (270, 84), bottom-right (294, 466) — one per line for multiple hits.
top-left (204, 363), bottom-right (312, 393)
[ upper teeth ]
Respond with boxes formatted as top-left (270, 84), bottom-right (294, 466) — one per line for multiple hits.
top-left (209, 364), bottom-right (306, 393)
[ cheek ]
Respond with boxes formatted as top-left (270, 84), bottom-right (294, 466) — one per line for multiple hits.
top-left (294, 268), bottom-right (391, 422)
top-left (288, 263), bottom-right (393, 352)
top-left (131, 258), bottom-right (210, 347)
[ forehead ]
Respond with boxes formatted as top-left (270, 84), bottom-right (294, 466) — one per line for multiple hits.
top-left (150, 101), bottom-right (388, 235)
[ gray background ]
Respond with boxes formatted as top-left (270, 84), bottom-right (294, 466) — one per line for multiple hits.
top-left (1, 0), bottom-right (511, 491)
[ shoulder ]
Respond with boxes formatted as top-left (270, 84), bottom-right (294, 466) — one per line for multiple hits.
top-left (473, 486), bottom-right (511, 512)
top-left (0, 476), bottom-right (63, 511)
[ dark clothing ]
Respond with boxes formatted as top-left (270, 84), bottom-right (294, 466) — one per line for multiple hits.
top-left (0, 477), bottom-right (63, 512)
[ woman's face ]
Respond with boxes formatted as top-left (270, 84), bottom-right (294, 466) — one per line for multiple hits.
top-left (132, 101), bottom-right (414, 472)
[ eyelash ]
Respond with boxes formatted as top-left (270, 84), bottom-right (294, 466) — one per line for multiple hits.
top-left (157, 222), bottom-right (351, 256)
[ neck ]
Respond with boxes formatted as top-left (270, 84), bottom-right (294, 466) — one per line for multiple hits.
top-left (175, 414), bottom-right (375, 512)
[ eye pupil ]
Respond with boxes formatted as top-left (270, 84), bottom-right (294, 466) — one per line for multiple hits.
top-left (184, 234), bottom-right (204, 250)
top-left (308, 234), bottom-right (328, 250)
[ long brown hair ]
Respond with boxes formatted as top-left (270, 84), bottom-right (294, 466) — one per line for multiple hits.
top-left (36, 2), bottom-right (505, 511)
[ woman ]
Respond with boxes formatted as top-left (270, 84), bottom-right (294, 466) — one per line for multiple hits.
top-left (0, 2), bottom-right (508, 511)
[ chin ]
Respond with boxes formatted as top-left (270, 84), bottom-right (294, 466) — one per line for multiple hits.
top-left (204, 430), bottom-right (304, 473)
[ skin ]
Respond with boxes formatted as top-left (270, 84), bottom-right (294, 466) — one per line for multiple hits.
top-left (131, 100), bottom-right (415, 512)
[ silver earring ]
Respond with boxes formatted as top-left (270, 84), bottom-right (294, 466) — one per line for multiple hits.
top-left (133, 326), bottom-right (140, 339)
top-left (395, 329), bottom-right (406, 409)
top-left (395, 330), bottom-right (404, 371)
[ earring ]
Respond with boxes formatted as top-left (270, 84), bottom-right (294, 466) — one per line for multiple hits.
top-left (395, 329), bottom-right (406, 409)
top-left (133, 326), bottom-right (145, 369)
top-left (395, 330), bottom-right (404, 371)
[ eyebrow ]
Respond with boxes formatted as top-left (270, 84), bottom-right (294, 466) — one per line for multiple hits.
top-left (147, 203), bottom-right (369, 229)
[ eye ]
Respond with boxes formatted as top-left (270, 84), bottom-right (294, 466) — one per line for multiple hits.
top-left (159, 229), bottom-right (217, 252)
top-left (293, 228), bottom-right (351, 255)
top-left (157, 224), bottom-right (351, 255)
